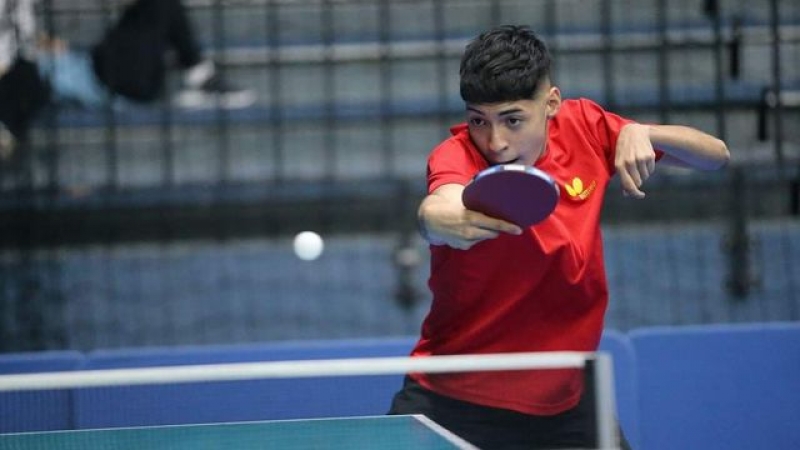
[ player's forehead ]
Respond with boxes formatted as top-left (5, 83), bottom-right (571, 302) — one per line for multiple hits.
top-left (465, 99), bottom-right (541, 117)
top-left (465, 81), bottom-right (552, 117)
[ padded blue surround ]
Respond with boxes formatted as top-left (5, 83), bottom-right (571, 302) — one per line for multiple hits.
top-left (70, 333), bottom-right (639, 433)
top-left (0, 351), bottom-right (85, 432)
top-left (599, 329), bottom-right (640, 449)
top-left (5, 324), bottom-right (798, 449)
top-left (73, 337), bottom-right (417, 428)
top-left (631, 322), bottom-right (800, 450)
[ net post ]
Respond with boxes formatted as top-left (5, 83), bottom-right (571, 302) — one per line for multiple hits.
top-left (585, 352), bottom-right (619, 450)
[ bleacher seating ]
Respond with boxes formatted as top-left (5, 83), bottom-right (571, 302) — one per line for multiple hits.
top-left (17, 1), bottom-right (799, 197)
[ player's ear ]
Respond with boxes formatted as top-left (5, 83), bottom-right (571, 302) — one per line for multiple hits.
top-left (545, 86), bottom-right (561, 119)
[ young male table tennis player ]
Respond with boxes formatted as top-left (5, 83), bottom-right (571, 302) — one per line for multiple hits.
top-left (388, 25), bottom-right (729, 449)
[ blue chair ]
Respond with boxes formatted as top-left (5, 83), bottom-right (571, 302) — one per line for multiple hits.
top-left (0, 351), bottom-right (85, 432)
top-left (599, 329), bottom-right (640, 449)
top-left (73, 337), bottom-right (416, 428)
top-left (631, 322), bottom-right (800, 450)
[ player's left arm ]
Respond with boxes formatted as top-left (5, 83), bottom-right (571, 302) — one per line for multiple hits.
top-left (615, 123), bottom-right (729, 198)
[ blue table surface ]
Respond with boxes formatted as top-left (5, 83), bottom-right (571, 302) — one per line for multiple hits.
top-left (0, 414), bottom-right (477, 450)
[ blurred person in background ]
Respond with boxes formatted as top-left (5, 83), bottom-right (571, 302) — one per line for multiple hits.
top-left (0, 0), bottom-right (255, 160)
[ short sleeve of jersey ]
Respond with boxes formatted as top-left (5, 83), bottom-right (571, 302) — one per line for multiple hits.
top-left (427, 124), bottom-right (486, 194)
top-left (571, 98), bottom-right (664, 172)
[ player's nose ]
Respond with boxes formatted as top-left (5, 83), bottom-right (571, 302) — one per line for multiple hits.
top-left (486, 127), bottom-right (508, 153)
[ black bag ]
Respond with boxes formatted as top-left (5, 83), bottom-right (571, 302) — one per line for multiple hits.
top-left (90, 13), bottom-right (167, 103)
top-left (0, 57), bottom-right (51, 140)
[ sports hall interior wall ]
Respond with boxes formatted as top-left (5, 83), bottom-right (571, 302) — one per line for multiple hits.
top-left (0, 0), bottom-right (798, 352)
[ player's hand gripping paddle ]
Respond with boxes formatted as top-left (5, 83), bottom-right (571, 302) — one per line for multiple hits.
top-left (462, 164), bottom-right (559, 227)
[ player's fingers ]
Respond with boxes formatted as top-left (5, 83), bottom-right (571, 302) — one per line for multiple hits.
top-left (469, 213), bottom-right (522, 235)
top-left (618, 169), bottom-right (646, 199)
top-left (637, 159), bottom-right (652, 182)
top-left (452, 229), bottom-right (500, 250)
top-left (485, 218), bottom-right (523, 236)
top-left (623, 160), bottom-right (643, 187)
top-left (624, 186), bottom-right (646, 199)
top-left (617, 164), bottom-right (637, 190)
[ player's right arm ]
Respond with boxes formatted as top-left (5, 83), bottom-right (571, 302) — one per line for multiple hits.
top-left (417, 183), bottom-right (522, 249)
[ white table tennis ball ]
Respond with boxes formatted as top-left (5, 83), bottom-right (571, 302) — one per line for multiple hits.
top-left (293, 231), bottom-right (324, 261)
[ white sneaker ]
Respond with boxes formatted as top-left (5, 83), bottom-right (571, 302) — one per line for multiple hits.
top-left (174, 74), bottom-right (256, 110)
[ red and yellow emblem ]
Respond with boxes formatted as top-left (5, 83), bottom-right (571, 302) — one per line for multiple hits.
top-left (564, 177), bottom-right (597, 200)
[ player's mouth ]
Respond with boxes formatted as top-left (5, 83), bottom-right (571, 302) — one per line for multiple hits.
top-left (490, 157), bottom-right (519, 166)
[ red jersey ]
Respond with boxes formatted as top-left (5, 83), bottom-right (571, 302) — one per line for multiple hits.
top-left (410, 98), bottom-right (637, 415)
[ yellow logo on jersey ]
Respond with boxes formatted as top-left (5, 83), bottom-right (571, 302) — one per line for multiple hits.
top-left (564, 177), bottom-right (597, 200)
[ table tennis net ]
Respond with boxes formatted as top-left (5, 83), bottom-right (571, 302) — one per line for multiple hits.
top-left (0, 351), bottom-right (619, 450)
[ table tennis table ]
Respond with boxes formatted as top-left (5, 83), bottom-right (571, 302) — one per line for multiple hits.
top-left (0, 414), bottom-right (478, 449)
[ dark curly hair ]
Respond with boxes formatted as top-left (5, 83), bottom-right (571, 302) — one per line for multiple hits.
top-left (459, 25), bottom-right (552, 104)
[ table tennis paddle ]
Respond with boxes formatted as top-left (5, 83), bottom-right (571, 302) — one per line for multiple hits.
top-left (462, 164), bottom-right (559, 227)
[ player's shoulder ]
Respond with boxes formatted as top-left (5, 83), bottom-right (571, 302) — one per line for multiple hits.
top-left (557, 97), bottom-right (607, 116)
top-left (431, 123), bottom-right (472, 155)
top-left (428, 123), bottom-right (483, 174)
top-left (552, 97), bottom-right (615, 134)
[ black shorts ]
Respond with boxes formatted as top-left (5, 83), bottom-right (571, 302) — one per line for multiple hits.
top-left (387, 376), bottom-right (631, 450)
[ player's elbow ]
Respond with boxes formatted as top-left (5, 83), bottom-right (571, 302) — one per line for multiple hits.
top-left (708, 138), bottom-right (730, 170)
top-left (416, 212), bottom-right (435, 243)
top-left (694, 138), bottom-right (730, 171)
top-left (416, 199), bottom-right (438, 244)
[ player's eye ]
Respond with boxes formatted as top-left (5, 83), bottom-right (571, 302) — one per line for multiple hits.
top-left (506, 117), bottom-right (523, 127)
top-left (468, 117), bottom-right (486, 127)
